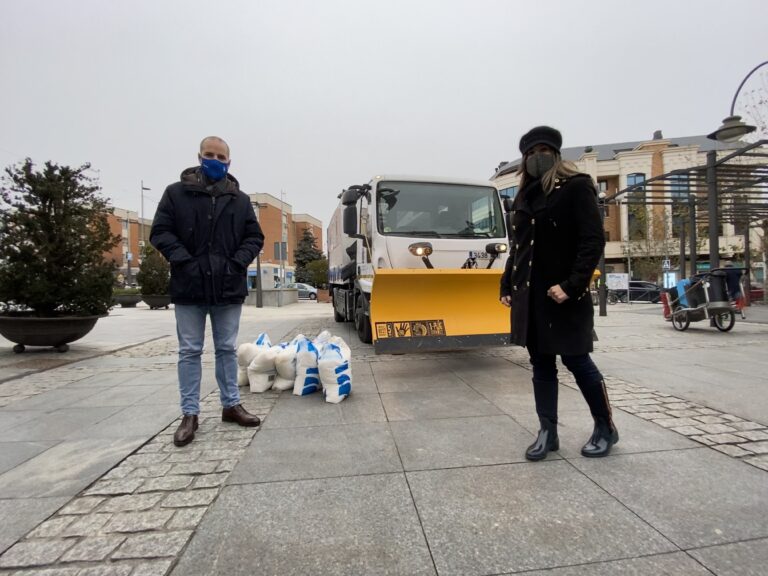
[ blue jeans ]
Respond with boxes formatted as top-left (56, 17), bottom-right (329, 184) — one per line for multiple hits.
top-left (175, 304), bottom-right (242, 416)
top-left (528, 351), bottom-right (611, 422)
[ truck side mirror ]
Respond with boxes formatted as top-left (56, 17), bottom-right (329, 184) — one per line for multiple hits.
top-left (502, 197), bottom-right (514, 212)
top-left (341, 188), bottom-right (360, 206)
top-left (343, 205), bottom-right (358, 236)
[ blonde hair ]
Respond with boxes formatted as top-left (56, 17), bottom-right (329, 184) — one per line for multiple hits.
top-left (517, 153), bottom-right (581, 194)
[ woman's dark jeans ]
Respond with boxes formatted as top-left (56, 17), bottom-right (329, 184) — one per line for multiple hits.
top-left (528, 350), bottom-right (612, 422)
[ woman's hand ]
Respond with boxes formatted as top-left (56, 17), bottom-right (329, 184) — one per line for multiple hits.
top-left (500, 295), bottom-right (512, 307)
top-left (547, 284), bottom-right (569, 304)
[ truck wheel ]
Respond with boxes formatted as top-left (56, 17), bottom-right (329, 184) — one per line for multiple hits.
top-left (332, 290), bottom-right (345, 322)
top-left (355, 296), bottom-right (373, 344)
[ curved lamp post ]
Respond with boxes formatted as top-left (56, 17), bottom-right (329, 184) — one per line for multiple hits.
top-left (707, 60), bottom-right (768, 142)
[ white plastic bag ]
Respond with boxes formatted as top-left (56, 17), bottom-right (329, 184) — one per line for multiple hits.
top-left (319, 343), bottom-right (352, 403)
top-left (312, 330), bottom-right (333, 356)
top-left (273, 340), bottom-right (297, 391)
top-left (293, 336), bottom-right (321, 396)
top-left (236, 342), bottom-right (260, 387)
top-left (248, 345), bottom-right (279, 393)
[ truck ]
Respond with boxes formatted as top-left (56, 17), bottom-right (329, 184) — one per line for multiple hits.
top-left (327, 174), bottom-right (511, 354)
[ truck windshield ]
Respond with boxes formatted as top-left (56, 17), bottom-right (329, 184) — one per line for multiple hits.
top-left (376, 181), bottom-right (504, 238)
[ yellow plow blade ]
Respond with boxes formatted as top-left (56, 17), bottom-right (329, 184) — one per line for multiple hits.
top-left (370, 268), bottom-right (510, 354)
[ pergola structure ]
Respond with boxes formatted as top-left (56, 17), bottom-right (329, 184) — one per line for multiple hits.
top-left (604, 139), bottom-right (768, 294)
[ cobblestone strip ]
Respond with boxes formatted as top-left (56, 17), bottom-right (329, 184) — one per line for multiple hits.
top-left (558, 374), bottom-right (768, 472)
top-left (0, 388), bottom-right (280, 576)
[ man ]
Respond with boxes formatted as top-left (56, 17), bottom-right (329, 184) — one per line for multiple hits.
top-left (151, 136), bottom-right (264, 447)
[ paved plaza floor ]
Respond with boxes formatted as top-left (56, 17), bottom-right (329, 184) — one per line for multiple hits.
top-left (0, 301), bottom-right (767, 575)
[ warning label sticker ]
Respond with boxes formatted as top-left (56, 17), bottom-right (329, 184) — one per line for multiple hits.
top-left (375, 320), bottom-right (446, 339)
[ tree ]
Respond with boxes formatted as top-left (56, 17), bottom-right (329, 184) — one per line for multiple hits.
top-left (306, 258), bottom-right (329, 289)
top-left (136, 245), bottom-right (170, 295)
top-left (294, 228), bottom-right (323, 284)
top-left (0, 159), bottom-right (119, 316)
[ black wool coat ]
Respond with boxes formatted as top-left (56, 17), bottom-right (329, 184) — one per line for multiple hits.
top-left (500, 174), bottom-right (604, 355)
top-left (150, 168), bottom-right (265, 305)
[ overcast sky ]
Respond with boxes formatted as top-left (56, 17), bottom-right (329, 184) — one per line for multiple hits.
top-left (1, 0), bottom-right (766, 239)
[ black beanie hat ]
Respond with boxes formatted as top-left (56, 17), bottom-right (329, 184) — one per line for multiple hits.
top-left (519, 126), bottom-right (562, 155)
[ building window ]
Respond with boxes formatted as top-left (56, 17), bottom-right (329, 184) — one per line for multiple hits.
top-left (669, 174), bottom-right (689, 239)
top-left (627, 173), bottom-right (646, 241)
top-left (274, 241), bottom-right (287, 261)
top-left (499, 186), bottom-right (518, 199)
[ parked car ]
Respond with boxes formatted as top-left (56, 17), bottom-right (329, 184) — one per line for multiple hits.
top-left (286, 282), bottom-right (318, 300)
top-left (609, 281), bottom-right (662, 303)
top-left (750, 284), bottom-right (765, 301)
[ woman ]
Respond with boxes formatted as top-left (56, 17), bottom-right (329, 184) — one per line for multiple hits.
top-left (500, 126), bottom-right (618, 460)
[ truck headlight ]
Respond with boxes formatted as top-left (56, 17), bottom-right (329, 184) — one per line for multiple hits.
top-left (408, 242), bottom-right (433, 257)
top-left (485, 243), bottom-right (508, 255)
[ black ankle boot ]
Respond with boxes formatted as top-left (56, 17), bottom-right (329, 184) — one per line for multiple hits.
top-left (525, 417), bottom-right (559, 461)
top-left (581, 417), bottom-right (619, 457)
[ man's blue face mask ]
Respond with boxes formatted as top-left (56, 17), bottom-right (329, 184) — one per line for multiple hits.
top-left (200, 157), bottom-right (229, 181)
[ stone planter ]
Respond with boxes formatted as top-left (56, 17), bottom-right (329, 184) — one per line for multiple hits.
top-left (113, 294), bottom-right (142, 308)
top-left (316, 289), bottom-right (331, 303)
top-left (141, 294), bottom-right (172, 310)
top-left (0, 314), bottom-right (105, 353)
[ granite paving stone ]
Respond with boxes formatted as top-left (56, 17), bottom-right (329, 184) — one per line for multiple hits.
top-left (131, 559), bottom-right (175, 576)
top-left (744, 455), bottom-right (768, 471)
top-left (192, 473), bottom-right (228, 489)
top-left (573, 448), bottom-right (768, 548)
top-left (130, 464), bottom-right (173, 478)
top-left (729, 421), bottom-right (765, 431)
top-left (0, 539), bottom-right (75, 568)
top-left (166, 508), bottom-right (207, 530)
top-left (390, 415), bottom-right (536, 470)
top-left (61, 514), bottom-right (112, 537)
top-left (712, 444), bottom-right (751, 457)
top-left (25, 517), bottom-right (75, 539)
top-left (8, 567), bottom-right (81, 576)
top-left (0, 498), bottom-right (70, 554)
top-left (512, 551), bottom-right (714, 575)
top-left (406, 461), bottom-right (675, 576)
top-left (701, 433), bottom-right (744, 444)
top-left (688, 537), bottom-right (768, 576)
top-left (170, 475), bottom-right (436, 576)
top-left (169, 461), bottom-right (219, 476)
top-left (735, 430), bottom-right (768, 442)
top-left (136, 475), bottom-right (194, 493)
top-left (59, 535), bottom-right (125, 562)
top-left (228, 422), bottom-right (401, 484)
top-left (739, 441), bottom-right (768, 454)
top-left (262, 392), bottom-right (387, 429)
top-left (98, 493), bottom-right (165, 513)
top-left (77, 564), bottom-right (134, 576)
top-left (82, 478), bottom-right (144, 496)
top-left (160, 488), bottom-right (219, 508)
top-left (103, 510), bottom-right (174, 533)
top-left (381, 387), bottom-right (502, 421)
top-left (696, 423), bottom-right (738, 434)
top-left (0, 437), bottom-right (146, 499)
top-left (112, 530), bottom-right (193, 560)
top-left (0, 441), bottom-right (56, 475)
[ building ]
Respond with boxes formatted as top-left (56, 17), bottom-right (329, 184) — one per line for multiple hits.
top-left (248, 193), bottom-right (324, 287)
top-left (492, 131), bottom-right (765, 283)
top-left (107, 208), bottom-right (151, 286)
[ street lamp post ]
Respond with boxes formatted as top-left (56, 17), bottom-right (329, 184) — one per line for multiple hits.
top-left (140, 181), bottom-right (151, 247)
top-left (707, 61), bottom-right (767, 142)
top-left (598, 192), bottom-right (607, 316)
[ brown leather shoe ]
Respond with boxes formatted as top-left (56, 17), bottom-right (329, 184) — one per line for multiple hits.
top-left (222, 404), bottom-right (260, 427)
top-left (173, 415), bottom-right (198, 447)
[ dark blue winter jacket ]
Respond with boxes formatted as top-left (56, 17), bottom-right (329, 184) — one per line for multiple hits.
top-left (150, 167), bottom-right (264, 305)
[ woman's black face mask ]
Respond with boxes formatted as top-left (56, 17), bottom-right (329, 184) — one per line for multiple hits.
top-left (525, 153), bottom-right (555, 178)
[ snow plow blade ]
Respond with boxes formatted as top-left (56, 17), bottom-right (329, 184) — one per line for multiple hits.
top-left (370, 269), bottom-right (510, 354)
